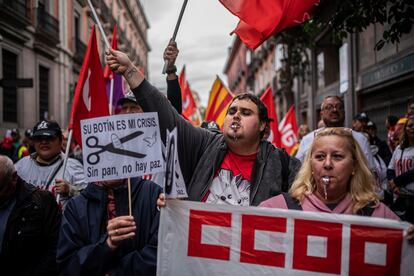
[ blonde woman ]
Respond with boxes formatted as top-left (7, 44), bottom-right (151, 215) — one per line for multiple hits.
top-left (260, 128), bottom-right (414, 242)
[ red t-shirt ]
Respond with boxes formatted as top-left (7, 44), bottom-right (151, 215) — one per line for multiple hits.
top-left (203, 150), bottom-right (257, 206)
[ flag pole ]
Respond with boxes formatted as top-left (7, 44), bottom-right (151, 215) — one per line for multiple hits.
top-left (162, 0), bottom-right (188, 74)
top-left (108, 77), bottom-right (114, 115)
top-left (128, 178), bottom-right (132, 216)
top-left (57, 128), bottom-right (73, 203)
top-left (61, 129), bottom-right (73, 178)
top-left (87, 0), bottom-right (113, 115)
top-left (87, 0), bottom-right (110, 48)
top-left (195, 108), bottom-right (202, 125)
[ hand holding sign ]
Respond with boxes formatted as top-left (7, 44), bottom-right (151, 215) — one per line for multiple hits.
top-left (157, 193), bottom-right (166, 209)
top-left (106, 215), bottom-right (136, 250)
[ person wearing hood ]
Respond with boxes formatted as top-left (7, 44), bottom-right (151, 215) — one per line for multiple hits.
top-left (57, 176), bottom-right (162, 275)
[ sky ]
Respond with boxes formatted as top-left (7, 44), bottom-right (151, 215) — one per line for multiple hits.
top-left (141, 0), bottom-right (238, 107)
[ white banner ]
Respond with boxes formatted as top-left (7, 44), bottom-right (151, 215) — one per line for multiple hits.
top-left (157, 200), bottom-right (414, 276)
top-left (164, 128), bottom-right (188, 198)
top-left (81, 113), bottom-right (164, 182)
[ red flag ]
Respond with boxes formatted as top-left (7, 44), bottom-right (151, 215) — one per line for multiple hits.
top-left (279, 105), bottom-right (298, 155)
top-left (178, 66), bottom-right (186, 92)
top-left (182, 81), bottom-right (197, 120)
top-left (219, 0), bottom-right (319, 49)
top-left (68, 26), bottom-right (109, 146)
top-left (178, 66), bottom-right (199, 125)
top-left (260, 87), bottom-right (281, 147)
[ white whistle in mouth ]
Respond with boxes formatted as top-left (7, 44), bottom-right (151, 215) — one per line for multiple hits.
top-left (321, 176), bottom-right (330, 200)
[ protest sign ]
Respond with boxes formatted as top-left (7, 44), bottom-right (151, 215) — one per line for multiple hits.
top-left (81, 113), bottom-right (164, 182)
top-left (164, 128), bottom-right (188, 198)
top-left (157, 200), bottom-right (414, 276)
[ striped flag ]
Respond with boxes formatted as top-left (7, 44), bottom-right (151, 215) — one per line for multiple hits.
top-left (204, 76), bottom-right (233, 128)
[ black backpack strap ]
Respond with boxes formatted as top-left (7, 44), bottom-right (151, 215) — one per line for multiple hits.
top-left (282, 192), bottom-right (303, 211)
top-left (278, 148), bottom-right (290, 192)
top-left (45, 159), bottom-right (64, 190)
top-left (357, 202), bottom-right (376, 217)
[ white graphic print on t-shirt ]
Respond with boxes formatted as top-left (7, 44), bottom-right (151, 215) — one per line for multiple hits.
top-left (206, 169), bottom-right (251, 206)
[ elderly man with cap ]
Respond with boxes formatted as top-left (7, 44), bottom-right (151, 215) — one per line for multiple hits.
top-left (15, 120), bottom-right (86, 208)
top-left (0, 155), bottom-right (61, 275)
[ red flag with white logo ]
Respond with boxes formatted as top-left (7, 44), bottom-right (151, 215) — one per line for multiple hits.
top-left (182, 81), bottom-right (197, 120)
top-left (279, 105), bottom-right (298, 154)
top-left (260, 87), bottom-right (281, 147)
top-left (178, 66), bottom-right (186, 92)
top-left (178, 66), bottom-right (199, 125)
top-left (68, 26), bottom-right (109, 146)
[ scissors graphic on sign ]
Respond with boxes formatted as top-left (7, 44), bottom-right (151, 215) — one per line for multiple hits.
top-left (86, 131), bottom-right (146, 165)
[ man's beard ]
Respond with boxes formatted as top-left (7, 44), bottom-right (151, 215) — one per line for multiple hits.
top-left (324, 117), bottom-right (344, 127)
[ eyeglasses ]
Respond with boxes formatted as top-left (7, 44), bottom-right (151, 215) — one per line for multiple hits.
top-left (323, 104), bottom-right (344, 112)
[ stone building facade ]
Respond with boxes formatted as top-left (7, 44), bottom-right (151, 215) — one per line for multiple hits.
top-left (0, 0), bottom-right (150, 135)
top-left (223, 24), bottom-right (414, 139)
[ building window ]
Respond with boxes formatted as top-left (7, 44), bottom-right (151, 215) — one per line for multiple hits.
top-left (316, 32), bottom-right (340, 90)
top-left (75, 14), bottom-right (80, 41)
top-left (39, 65), bottom-right (49, 120)
top-left (2, 49), bottom-right (18, 123)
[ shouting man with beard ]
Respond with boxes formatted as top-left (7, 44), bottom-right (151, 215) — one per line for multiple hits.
top-left (106, 48), bottom-right (300, 206)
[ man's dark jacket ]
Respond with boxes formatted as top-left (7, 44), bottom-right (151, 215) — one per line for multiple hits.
top-left (0, 178), bottom-right (61, 276)
top-left (57, 178), bottom-right (162, 276)
top-left (133, 80), bottom-right (301, 206)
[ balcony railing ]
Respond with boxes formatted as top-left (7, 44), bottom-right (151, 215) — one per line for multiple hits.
top-left (0, 0), bottom-right (30, 28)
top-left (36, 7), bottom-right (60, 45)
top-left (74, 38), bottom-right (87, 65)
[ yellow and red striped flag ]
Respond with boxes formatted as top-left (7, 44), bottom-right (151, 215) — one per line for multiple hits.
top-left (204, 76), bottom-right (234, 128)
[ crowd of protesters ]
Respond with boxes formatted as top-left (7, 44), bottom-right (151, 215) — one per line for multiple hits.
top-left (0, 41), bottom-right (413, 275)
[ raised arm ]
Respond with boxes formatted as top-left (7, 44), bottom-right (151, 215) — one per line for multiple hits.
top-left (105, 48), bottom-right (215, 186)
top-left (164, 40), bottom-right (182, 114)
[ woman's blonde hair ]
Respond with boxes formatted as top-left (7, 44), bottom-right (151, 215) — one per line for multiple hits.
top-left (290, 128), bottom-right (379, 214)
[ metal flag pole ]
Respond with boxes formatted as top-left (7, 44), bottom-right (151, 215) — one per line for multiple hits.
top-left (86, 0), bottom-right (114, 115)
top-left (162, 0), bottom-right (189, 74)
